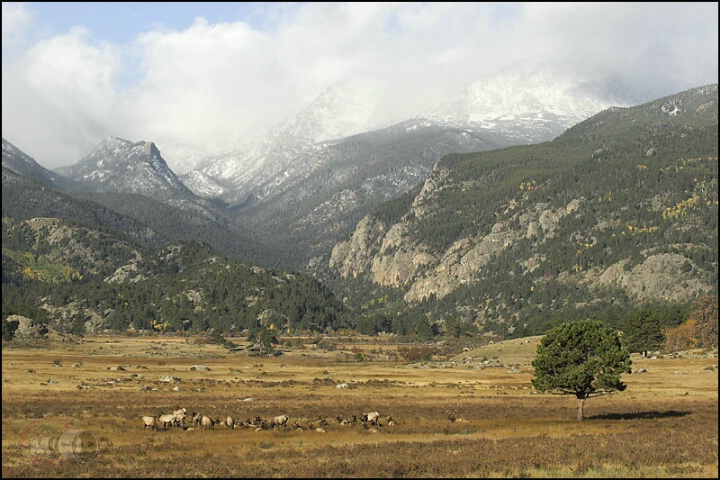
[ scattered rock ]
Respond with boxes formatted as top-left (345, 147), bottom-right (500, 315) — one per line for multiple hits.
top-left (188, 365), bottom-right (210, 371)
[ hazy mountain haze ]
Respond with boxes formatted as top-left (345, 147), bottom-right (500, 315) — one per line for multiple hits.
top-left (2, 2), bottom-right (717, 172)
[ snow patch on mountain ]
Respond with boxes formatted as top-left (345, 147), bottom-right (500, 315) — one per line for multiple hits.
top-left (56, 136), bottom-right (194, 201)
top-left (180, 170), bottom-right (228, 198)
top-left (415, 58), bottom-right (648, 141)
top-left (196, 59), bottom-right (651, 207)
top-left (200, 77), bottom-right (389, 196)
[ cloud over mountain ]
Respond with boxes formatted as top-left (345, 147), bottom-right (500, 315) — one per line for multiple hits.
top-left (2, 2), bottom-right (717, 172)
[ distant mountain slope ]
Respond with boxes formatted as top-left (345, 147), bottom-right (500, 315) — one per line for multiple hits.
top-left (73, 191), bottom-right (282, 267)
top-left (186, 59), bottom-right (650, 268)
top-left (196, 59), bottom-right (648, 201)
top-left (2, 167), bottom-right (159, 245)
top-left (199, 77), bottom-right (389, 197)
top-left (2, 166), bottom-right (283, 268)
top-left (231, 123), bottom-right (511, 267)
top-left (2, 138), bottom-right (76, 191)
top-left (324, 84), bottom-right (718, 337)
top-left (415, 58), bottom-right (648, 142)
top-left (179, 170), bottom-right (233, 200)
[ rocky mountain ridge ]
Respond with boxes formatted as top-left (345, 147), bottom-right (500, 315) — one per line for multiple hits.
top-left (324, 84), bottom-right (718, 335)
top-left (56, 137), bottom-right (195, 201)
top-left (190, 60), bottom-right (647, 207)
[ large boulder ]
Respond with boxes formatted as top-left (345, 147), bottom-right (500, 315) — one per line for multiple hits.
top-left (5, 315), bottom-right (48, 338)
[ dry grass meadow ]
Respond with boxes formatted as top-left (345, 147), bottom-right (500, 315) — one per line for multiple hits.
top-left (2, 334), bottom-right (718, 478)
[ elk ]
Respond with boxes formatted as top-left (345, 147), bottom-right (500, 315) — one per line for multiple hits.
top-left (310, 416), bottom-right (329, 429)
top-left (336, 415), bottom-right (357, 426)
top-left (361, 411), bottom-right (381, 426)
top-left (200, 415), bottom-right (217, 430)
top-left (141, 416), bottom-right (158, 430)
top-left (192, 412), bottom-right (203, 427)
top-left (270, 414), bottom-right (289, 428)
top-left (220, 416), bottom-right (237, 429)
top-left (157, 413), bottom-right (178, 429)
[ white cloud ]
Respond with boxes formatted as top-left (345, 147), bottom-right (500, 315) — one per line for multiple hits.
top-left (2, 2), bottom-right (35, 50)
top-left (25, 28), bottom-right (122, 119)
top-left (1, 2), bottom-right (717, 171)
top-left (128, 18), bottom-right (270, 151)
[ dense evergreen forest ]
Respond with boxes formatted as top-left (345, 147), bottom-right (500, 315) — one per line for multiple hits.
top-left (2, 220), bottom-right (351, 338)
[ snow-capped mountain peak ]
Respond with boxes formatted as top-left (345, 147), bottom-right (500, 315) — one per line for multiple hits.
top-left (414, 58), bottom-right (649, 141)
top-left (186, 58), bottom-right (653, 216)
top-left (284, 77), bottom-right (384, 144)
top-left (198, 77), bottom-right (387, 197)
top-left (56, 136), bottom-right (194, 201)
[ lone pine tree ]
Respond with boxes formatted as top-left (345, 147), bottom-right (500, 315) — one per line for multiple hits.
top-left (531, 319), bottom-right (632, 421)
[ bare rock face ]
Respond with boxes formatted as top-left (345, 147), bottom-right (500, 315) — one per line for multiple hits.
top-left (328, 215), bottom-right (386, 279)
top-left (329, 180), bottom-right (596, 305)
top-left (595, 254), bottom-right (710, 302)
top-left (404, 230), bottom-right (515, 302)
top-left (411, 168), bottom-right (451, 219)
top-left (328, 151), bottom-right (712, 312)
top-left (5, 315), bottom-right (48, 338)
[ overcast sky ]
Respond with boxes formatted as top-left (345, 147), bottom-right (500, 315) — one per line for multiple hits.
top-left (2, 2), bottom-right (718, 172)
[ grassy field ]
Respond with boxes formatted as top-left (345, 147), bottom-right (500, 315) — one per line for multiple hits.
top-left (2, 334), bottom-right (717, 478)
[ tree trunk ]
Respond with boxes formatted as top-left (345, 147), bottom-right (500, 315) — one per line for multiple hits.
top-left (576, 396), bottom-right (585, 421)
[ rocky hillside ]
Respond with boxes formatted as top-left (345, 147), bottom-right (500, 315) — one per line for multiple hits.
top-left (323, 84), bottom-right (718, 336)
top-left (1, 216), bottom-right (351, 335)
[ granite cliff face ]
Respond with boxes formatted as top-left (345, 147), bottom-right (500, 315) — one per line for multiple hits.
top-left (331, 189), bottom-right (604, 302)
top-left (326, 84), bottom-right (718, 331)
top-left (330, 174), bottom-right (713, 309)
